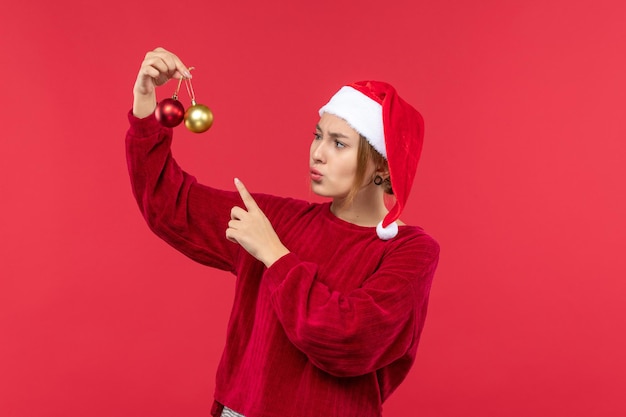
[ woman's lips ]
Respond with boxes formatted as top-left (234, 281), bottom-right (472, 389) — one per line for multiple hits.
top-left (310, 168), bottom-right (323, 182)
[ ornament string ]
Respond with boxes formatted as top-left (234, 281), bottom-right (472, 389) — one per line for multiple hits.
top-left (184, 67), bottom-right (197, 104)
top-left (172, 76), bottom-right (184, 100)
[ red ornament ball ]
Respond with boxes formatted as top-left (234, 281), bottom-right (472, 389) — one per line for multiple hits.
top-left (155, 98), bottom-right (185, 127)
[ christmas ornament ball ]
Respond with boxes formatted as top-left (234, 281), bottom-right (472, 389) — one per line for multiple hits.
top-left (155, 98), bottom-right (185, 127)
top-left (184, 103), bottom-right (214, 133)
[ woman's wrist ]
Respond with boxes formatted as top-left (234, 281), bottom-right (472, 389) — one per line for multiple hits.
top-left (263, 246), bottom-right (291, 268)
top-left (133, 93), bottom-right (157, 119)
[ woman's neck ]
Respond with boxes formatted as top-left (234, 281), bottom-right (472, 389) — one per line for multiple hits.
top-left (330, 186), bottom-right (388, 227)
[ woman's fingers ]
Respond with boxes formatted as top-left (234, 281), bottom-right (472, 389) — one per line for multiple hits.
top-left (234, 178), bottom-right (260, 212)
top-left (230, 206), bottom-right (247, 221)
top-left (133, 47), bottom-right (191, 117)
top-left (149, 47), bottom-right (192, 80)
top-left (225, 179), bottom-right (289, 267)
top-left (138, 47), bottom-right (192, 89)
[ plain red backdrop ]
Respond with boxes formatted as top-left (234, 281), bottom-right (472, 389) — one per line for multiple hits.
top-left (1, 0), bottom-right (625, 416)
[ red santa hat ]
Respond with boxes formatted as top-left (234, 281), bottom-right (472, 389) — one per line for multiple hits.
top-left (319, 80), bottom-right (424, 240)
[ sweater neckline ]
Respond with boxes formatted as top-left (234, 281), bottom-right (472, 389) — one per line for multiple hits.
top-left (320, 202), bottom-right (399, 233)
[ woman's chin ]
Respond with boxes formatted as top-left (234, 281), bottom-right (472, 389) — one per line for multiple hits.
top-left (310, 183), bottom-right (331, 197)
top-left (310, 185), bottom-right (349, 201)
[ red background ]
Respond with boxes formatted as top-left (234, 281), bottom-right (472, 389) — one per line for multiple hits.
top-left (1, 0), bottom-right (625, 416)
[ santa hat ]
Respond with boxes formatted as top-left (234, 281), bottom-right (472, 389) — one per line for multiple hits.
top-left (319, 81), bottom-right (424, 240)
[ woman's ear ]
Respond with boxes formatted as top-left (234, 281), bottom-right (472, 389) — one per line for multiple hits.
top-left (376, 162), bottom-right (390, 178)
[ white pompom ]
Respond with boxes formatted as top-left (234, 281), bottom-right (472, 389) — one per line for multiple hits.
top-left (376, 221), bottom-right (398, 240)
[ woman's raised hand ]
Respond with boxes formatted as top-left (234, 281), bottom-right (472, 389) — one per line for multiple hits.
top-left (132, 47), bottom-right (192, 118)
top-left (227, 178), bottom-right (290, 268)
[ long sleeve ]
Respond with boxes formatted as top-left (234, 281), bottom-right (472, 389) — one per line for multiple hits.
top-left (262, 232), bottom-right (439, 378)
top-left (125, 111), bottom-right (241, 271)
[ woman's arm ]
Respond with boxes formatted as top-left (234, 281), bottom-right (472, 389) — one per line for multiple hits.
top-left (262, 235), bottom-right (440, 377)
top-left (126, 48), bottom-right (240, 271)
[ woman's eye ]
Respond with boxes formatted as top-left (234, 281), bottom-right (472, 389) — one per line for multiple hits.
top-left (335, 140), bottom-right (345, 148)
top-left (313, 132), bottom-right (322, 140)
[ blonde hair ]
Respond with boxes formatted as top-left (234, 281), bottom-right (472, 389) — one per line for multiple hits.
top-left (343, 135), bottom-right (393, 207)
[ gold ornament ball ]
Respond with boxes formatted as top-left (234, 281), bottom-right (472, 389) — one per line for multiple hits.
top-left (184, 103), bottom-right (214, 133)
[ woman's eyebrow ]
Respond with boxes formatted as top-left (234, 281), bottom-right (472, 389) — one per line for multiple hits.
top-left (316, 124), bottom-right (351, 139)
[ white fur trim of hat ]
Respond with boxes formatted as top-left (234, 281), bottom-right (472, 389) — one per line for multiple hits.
top-left (318, 86), bottom-right (387, 158)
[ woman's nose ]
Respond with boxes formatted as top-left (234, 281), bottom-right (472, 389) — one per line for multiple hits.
top-left (311, 139), bottom-right (326, 162)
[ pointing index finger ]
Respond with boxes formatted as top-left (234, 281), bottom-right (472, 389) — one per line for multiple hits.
top-left (234, 178), bottom-right (258, 211)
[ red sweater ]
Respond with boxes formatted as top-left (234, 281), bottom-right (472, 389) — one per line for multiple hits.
top-left (125, 112), bottom-right (440, 417)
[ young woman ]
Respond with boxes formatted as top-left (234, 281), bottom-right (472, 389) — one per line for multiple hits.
top-left (126, 47), bottom-right (439, 417)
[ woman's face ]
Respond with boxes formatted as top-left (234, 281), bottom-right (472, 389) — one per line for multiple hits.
top-left (310, 113), bottom-right (369, 199)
